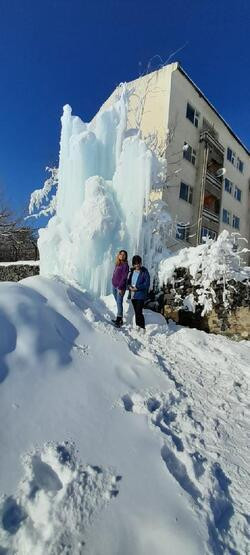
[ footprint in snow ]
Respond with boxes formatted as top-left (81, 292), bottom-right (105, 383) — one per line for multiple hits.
top-left (161, 443), bottom-right (201, 504)
top-left (0, 441), bottom-right (121, 555)
top-left (1, 497), bottom-right (27, 535)
top-left (119, 389), bottom-right (240, 554)
top-left (121, 392), bottom-right (183, 451)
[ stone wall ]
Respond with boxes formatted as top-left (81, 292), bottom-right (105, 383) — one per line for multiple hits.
top-left (164, 301), bottom-right (250, 340)
top-left (205, 307), bottom-right (250, 340)
top-left (0, 264), bottom-right (39, 282)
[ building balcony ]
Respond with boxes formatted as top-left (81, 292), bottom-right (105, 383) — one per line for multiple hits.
top-left (206, 170), bottom-right (222, 190)
top-left (204, 180), bottom-right (221, 203)
top-left (202, 207), bottom-right (220, 223)
top-left (200, 130), bottom-right (224, 156)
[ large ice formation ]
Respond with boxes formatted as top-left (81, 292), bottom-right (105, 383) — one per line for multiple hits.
top-left (38, 84), bottom-right (166, 295)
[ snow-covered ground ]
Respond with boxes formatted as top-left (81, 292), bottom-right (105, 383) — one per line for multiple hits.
top-left (0, 276), bottom-right (249, 554)
top-left (0, 261), bottom-right (39, 266)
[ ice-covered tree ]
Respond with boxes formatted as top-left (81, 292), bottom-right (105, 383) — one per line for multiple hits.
top-left (27, 167), bottom-right (58, 220)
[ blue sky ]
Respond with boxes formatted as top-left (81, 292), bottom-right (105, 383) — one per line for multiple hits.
top-left (0, 0), bottom-right (249, 221)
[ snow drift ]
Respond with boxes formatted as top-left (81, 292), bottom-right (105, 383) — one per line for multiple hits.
top-left (0, 276), bottom-right (249, 554)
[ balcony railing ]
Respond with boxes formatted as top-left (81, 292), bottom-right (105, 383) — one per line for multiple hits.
top-left (206, 170), bottom-right (222, 190)
top-left (205, 184), bottom-right (221, 202)
top-left (202, 208), bottom-right (220, 223)
top-left (200, 130), bottom-right (224, 155)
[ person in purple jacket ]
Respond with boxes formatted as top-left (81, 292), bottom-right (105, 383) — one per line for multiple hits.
top-left (111, 250), bottom-right (129, 327)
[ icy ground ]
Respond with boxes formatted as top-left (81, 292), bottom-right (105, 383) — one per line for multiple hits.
top-left (0, 276), bottom-right (249, 554)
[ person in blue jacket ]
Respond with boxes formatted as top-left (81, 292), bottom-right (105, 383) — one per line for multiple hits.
top-left (127, 255), bottom-right (150, 330)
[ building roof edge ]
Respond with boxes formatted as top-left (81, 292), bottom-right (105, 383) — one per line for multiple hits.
top-left (175, 63), bottom-right (249, 156)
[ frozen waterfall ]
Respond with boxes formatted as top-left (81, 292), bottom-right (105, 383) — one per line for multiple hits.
top-left (38, 84), bottom-right (164, 295)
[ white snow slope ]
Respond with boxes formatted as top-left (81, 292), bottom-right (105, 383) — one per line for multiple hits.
top-left (0, 276), bottom-right (249, 555)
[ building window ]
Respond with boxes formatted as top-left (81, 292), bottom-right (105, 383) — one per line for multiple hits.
top-left (237, 157), bottom-right (244, 173)
top-left (222, 208), bottom-right (231, 225)
top-left (224, 178), bottom-right (232, 194)
top-left (183, 142), bottom-right (196, 166)
top-left (186, 102), bottom-right (200, 128)
top-left (201, 227), bottom-right (217, 240)
top-left (176, 224), bottom-right (190, 241)
top-left (227, 147), bottom-right (235, 165)
top-left (232, 215), bottom-right (240, 229)
top-left (234, 186), bottom-right (242, 202)
top-left (179, 182), bottom-right (193, 204)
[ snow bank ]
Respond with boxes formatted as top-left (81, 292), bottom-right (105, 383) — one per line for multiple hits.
top-left (0, 276), bottom-right (205, 554)
top-left (0, 275), bottom-right (249, 554)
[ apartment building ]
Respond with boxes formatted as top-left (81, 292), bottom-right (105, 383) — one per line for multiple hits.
top-left (101, 62), bottom-right (250, 254)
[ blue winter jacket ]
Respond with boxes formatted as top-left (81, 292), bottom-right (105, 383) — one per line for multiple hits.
top-left (127, 266), bottom-right (150, 300)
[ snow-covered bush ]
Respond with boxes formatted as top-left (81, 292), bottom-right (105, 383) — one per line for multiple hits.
top-left (159, 230), bottom-right (249, 315)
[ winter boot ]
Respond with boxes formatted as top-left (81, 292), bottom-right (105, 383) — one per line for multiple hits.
top-left (114, 316), bottom-right (123, 328)
top-left (136, 326), bottom-right (145, 335)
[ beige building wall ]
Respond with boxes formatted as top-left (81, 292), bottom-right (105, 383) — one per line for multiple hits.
top-left (98, 63), bottom-right (250, 254)
top-left (164, 67), bottom-right (200, 235)
top-left (221, 142), bottom-right (249, 241)
top-left (165, 67), bottom-right (249, 243)
top-left (99, 62), bottom-right (174, 143)
top-left (126, 63), bottom-right (173, 144)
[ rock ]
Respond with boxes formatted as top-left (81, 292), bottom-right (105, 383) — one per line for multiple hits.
top-left (0, 264), bottom-right (39, 282)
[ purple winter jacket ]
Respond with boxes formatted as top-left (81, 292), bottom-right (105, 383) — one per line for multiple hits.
top-left (112, 262), bottom-right (129, 290)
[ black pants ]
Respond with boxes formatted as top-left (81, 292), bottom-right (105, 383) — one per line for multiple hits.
top-left (132, 299), bottom-right (145, 329)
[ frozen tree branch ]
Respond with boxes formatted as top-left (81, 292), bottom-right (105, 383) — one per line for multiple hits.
top-left (27, 167), bottom-right (58, 219)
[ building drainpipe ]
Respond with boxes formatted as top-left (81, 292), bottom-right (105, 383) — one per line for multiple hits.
top-left (196, 141), bottom-right (209, 245)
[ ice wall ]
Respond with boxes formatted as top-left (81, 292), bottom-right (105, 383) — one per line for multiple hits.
top-left (38, 84), bottom-right (162, 295)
